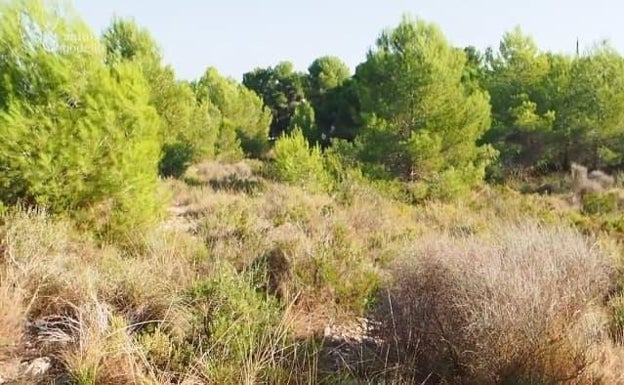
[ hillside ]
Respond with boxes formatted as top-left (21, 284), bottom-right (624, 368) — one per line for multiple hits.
top-left (4, 0), bottom-right (624, 384)
top-left (1, 160), bottom-right (624, 384)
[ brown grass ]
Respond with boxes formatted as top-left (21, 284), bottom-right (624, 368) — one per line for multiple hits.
top-left (376, 221), bottom-right (616, 384)
top-left (3, 162), bottom-right (624, 384)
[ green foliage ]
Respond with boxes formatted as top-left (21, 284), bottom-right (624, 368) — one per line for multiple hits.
top-left (102, 19), bottom-right (220, 166)
top-left (558, 46), bottom-right (624, 170)
top-left (354, 17), bottom-right (493, 198)
top-left (307, 56), bottom-right (351, 100)
top-left (0, 0), bottom-right (162, 238)
top-left (243, 61), bottom-right (306, 138)
top-left (158, 142), bottom-right (194, 178)
top-left (322, 139), bottom-right (362, 184)
top-left (187, 266), bottom-right (288, 383)
top-left (288, 100), bottom-right (317, 143)
top-left (482, 29), bottom-right (561, 170)
top-left (582, 192), bottom-right (619, 216)
top-left (215, 123), bottom-right (244, 162)
top-left (305, 56), bottom-right (359, 143)
top-left (271, 128), bottom-right (332, 193)
top-left (321, 79), bottom-right (361, 143)
top-left (483, 28), bottom-right (624, 174)
top-left (305, 223), bottom-right (382, 313)
top-left (195, 67), bottom-right (271, 158)
top-left (462, 46), bottom-right (485, 91)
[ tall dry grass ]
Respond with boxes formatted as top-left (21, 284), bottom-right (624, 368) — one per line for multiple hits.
top-left (377, 222), bottom-right (616, 384)
top-left (4, 162), bottom-right (624, 384)
top-left (0, 208), bottom-right (297, 384)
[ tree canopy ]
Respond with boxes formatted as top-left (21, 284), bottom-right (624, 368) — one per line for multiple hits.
top-left (353, 17), bottom-right (495, 198)
top-left (4, 0), bottom-right (624, 220)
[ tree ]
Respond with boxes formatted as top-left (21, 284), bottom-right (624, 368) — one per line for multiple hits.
top-left (305, 56), bottom-right (359, 144)
top-left (102, 18), bottom-right (220, 172)
top-left (194, 67), bottom-right (271, 159)
top-left (243, 61), bottom-right (305, 138)
top-left (482, 27), bottom-right (556, 171)
top-left (558, 45), bottom-right (624, 170)
top-left (287, 100), bottom-right (317, 144)
top-left (482, 29), bottom-right (624, 173)
top-left (271, 128), bottom-right (332, 193)
top-left (462, 46), bottom-right (485, 91)
top-left (102, 16), bottom-right (161, 67)
top-left (307, 56), bottom-right (350, 104)
top-left (353, 16), bottom-right (494, 197)
top-left (0, 0), bottom-right (162, 237)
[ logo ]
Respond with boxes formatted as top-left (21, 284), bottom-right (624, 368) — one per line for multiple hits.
top-left (27, 1), bottom-right (104, 56)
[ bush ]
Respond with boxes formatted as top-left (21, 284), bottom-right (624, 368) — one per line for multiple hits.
top-left (0, 2), bottom-right (162, 239)
top-left (158, 142), bottom-right (194, 178)
top-left (376, 222), bottom-right (614, 384)
top-left (582, 192), bottom-right (619, 216)
top-left (186, 265), bottom-right (291, 383)
top-left (295, 223), bottom-right (382, 313)
top-left (271, 127), bottom-right (332, 193)
top-left (427, 165), bottom-right (483, 201)
top-left (215, 124), bottom-right (245, 162)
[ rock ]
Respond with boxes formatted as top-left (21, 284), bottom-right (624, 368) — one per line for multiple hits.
top-left (20, 357), bottom-right (51, 377)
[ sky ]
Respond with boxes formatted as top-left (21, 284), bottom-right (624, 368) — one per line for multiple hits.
top-left (71, 0), bottom-right (623, 81)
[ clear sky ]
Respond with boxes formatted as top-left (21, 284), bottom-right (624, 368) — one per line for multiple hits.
top-left (71, 0), bottom-right (623, 81)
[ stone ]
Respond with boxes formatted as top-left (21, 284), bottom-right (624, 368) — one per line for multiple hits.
top-left (20, 357), bottom-right (52, 377)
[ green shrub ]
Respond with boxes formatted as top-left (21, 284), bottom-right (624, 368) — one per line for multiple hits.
top-left (428, 164), bottom-right (487, 201)
top-left (158, 141), bottom-right (194, 178)
top-left (272, 127), bottom-right (332, 193)
top-left (293, 223), bottom-right (382, 314)
top-left (186, 266), bottom-right (290, 383)
top-left (602, 216), bottom-right (624, 235)
top-left (215, 123), bottom-right (245, 162)
top-left (582, 192), bottom-right (619, 216)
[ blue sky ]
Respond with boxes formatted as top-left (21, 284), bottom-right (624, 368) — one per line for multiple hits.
top-left (72, 0), bottom-right (623, 81)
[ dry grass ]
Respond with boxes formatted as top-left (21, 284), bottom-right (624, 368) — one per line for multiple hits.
top-left (377, 221), bottom-right (616, 384)
top-left (3, 162), bottom-right (624, 384)
top-left (0, 252), bottom-right (27, 357)
top-left (0, 208), bottom-right (293, 383)
top-left (55, 301), bottom-right (150, 384)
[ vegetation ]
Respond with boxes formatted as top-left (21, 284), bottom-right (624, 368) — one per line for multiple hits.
top-left (4, 1), bottom-right (624, 384)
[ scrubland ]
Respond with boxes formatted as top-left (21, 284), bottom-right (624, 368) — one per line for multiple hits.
top-left (2, 161), bottom-right (624, 384)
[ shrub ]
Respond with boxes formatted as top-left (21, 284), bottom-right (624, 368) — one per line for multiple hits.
top-left (427, 165), bottom-right (484, 201)
top-left (582, 192), bottom-right (619, 216)
top-left (215, 124), bottom-right (245, 162)
top-left (158, 141), bottom-right (195, 178)
top-left (271, 127), bottom-right (332, 193)
top-left (376, 222), bottom-right (614, 384)
top-left (186, 266), bottom-right (291, 383)
top-left (279, 221), bottom-right (383, 314)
